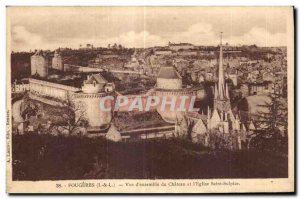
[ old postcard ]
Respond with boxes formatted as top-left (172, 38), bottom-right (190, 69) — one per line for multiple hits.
top-left (6, 6), bottom-right (294, 193)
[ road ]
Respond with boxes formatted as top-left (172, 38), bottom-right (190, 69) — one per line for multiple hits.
top-left (12, 99), bottom-right (24, 123)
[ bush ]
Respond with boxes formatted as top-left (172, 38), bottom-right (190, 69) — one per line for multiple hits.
top-left (12, 134), bottom-right (288, 180)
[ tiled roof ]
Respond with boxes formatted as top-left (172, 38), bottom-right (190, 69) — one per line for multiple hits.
top-left (157, 67), bottom-right (181, 79)
top-left (85, 73), bottom-right (107, 84)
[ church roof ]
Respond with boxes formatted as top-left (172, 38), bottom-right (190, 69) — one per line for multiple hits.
top-left (192, 119), bottom-right (207, 134)
top-left (248, 120), bottom-right (256, 130)
top-left (186, 112), bottom-right (207, 121)
top-left (157, 67), bottom-right (181, 79)
top-left (85, 73), bottom-right (107, 84)
top-left (211, 109), bottom-right (221, 122)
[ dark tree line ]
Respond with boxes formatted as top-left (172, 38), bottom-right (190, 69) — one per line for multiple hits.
top-left (12, 134), bottom-right (288, 180)
top-left (251, 78), bottom-right (288, 153)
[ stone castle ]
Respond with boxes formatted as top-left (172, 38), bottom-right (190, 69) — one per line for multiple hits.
top-left (21, 34), bottom-right (253, 145)
top-left (27, 49), bottom-right (198, 131)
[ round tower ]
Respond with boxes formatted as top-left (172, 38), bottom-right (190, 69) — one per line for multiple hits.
top-left (52, 50), bottom-right (64, 71)
top-left (155, 66), bottom-right (195, 123)
top-left (31, 50), bottom-right (49, 78)
top-left (156, 66), bottom-right (182, 89)
top-left (74, 74), bottom-right (114, 128)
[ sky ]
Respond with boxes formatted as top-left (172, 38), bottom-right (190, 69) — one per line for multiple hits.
top-left (7, 7), bottom-right (291, 51)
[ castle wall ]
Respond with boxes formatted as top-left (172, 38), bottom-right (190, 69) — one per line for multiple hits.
top-left (115, 94), bottom-right (153, 112)
top-left (29, 78), bottom-right (114, 128)
top-left (114, 89), bottom-right (156, 112)
top-left (29, 78), bottom-right (80, 101)
top-left (28, 92), bottom-right (65, 107)
top-left (155, 89), bottom-right (196, 123)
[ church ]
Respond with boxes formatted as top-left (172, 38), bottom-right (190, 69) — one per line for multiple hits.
top-left (176, 33), bottom-right (255, 150)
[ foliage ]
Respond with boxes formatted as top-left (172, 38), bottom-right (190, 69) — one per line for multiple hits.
top-left (11, 52), bottom-right (32, 81)
top-left (52, 94), bottom-right (88, 136)
top-left (12, 134), bottom-right (288, 180)
top-left (251, 79), bottom-right (288, 153)
top-left (113, 111), bottom-right (166, 131)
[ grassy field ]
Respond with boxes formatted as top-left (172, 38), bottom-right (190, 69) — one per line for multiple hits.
top-left (12, 134), bottom-right (288, 181)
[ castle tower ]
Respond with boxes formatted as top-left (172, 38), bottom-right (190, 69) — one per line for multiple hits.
top-left (31, 50), bottom-right (49, 78)
top-left (73, 73), bottom-right (115, 128)
top-left (156, 66), bottom-right (182, 90)
top-left (52, 49), bottom-right (64, 71)
top-left (155, 66), bottom-right (195, 123)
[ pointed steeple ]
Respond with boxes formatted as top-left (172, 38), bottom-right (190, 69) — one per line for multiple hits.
top-left (249, 120), bottom-right (256, 131)
top-left (220, 111), bottom-right (224, 121)
top-left (207, 106), bottom-right (211, 119)
top-left (207, 106), bottom-right (211, 130)
top-left (241, 123), bottom-right (247, 132)
top-left (214, 83), bottom-right (219, 99)
top-left (192, 119), bottom-right (207, 135)
top-left (225, 83), bottom-right (230, 99)
top-left (213, 33), bottom-right (232, 117)
top-left (218, 32), bottom-right (225, 100)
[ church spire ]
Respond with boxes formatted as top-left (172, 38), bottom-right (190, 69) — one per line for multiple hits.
top-left (225, 83), bottom-right (230, 99)
top-left (214, 82), bottom-right (218, 99)
top-left (218, 32), bottom-right (225, 100)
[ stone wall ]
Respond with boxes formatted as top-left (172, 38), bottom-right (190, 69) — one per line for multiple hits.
top-left (28, 92), bottom-right (65, 107)
top-left (73, 92), bottom-right (114, 127)
top-left (157, 78), bottom-right (182, 90)
top-left (155, 89), bottom-right (195, 123)
top-left (29, 78), bottom-right (79, 101)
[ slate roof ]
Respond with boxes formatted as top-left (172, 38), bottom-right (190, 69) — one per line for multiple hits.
top-left (85, 73), bottom-right (107, 84)
top-left (157, 67), bottom-right (181, 79)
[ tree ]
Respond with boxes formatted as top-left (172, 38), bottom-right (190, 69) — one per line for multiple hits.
top-left (257, 80), bottom-right (287, 136)
top-left (53, 93), bottom-right (88, 136)
top-left (175, 115), bottom-right (195, 139)
top-left (250, 79), bottom-right (288, 152)
top-left (186, 117), bottom-right (195, 141)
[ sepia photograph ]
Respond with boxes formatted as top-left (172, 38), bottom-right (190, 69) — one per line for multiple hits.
top-left (6, 6), bottom-right (294, 193)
